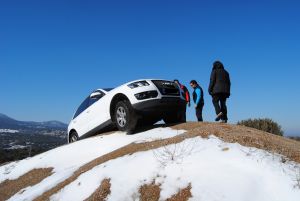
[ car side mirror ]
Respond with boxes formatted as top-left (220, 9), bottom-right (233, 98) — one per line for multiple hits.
top-left (90, 91), bottom-right (103, 99)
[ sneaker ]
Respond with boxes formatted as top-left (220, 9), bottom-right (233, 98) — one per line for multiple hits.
top-left (215, 112), bottom-right (223, 121)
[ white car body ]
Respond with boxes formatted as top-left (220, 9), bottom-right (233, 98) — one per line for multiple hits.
top-left (67, 79), bottom-right (186, 142)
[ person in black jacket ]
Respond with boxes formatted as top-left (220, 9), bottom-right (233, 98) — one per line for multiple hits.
top-left (208, 61), bottom-right (231, 123)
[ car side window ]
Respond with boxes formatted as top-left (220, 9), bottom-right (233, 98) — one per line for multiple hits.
top-left (89, 91), bottom-right (104, 107)
top-left (73, 97), bottom-right (89, 119)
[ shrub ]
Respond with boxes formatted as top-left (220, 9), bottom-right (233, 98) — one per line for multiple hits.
top-left (237, 118), bottom-right (284, 136)
top-left (288, 137), bottom-right (300, 142)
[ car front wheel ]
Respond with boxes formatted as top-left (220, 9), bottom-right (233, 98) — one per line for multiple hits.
top-left (114, 100), bottom-right (137, 134)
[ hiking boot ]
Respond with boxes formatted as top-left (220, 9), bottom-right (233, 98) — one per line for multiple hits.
top-left (215, 112), bottom-right (223, 122)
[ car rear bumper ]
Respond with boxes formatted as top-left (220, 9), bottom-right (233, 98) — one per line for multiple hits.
top-left (132, 97), bottom-right (186, 115)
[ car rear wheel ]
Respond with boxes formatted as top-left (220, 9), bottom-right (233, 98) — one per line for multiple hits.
top-left (69, 131), bottom-right (79, 143)
top-left (114, 100), bottom-right (137, 134)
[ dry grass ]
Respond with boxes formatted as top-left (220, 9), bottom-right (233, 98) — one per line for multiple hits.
top-left (0, 168), bottom-right (53, 201)
top-left (139, 182), bottom-right (161, 201)
top-left (138, 182), bottom-right (192, 201)
top-left (166, 184), bottom-right (192, 201)
top-left (152, 138), bottom-right (197, 167)
top-left (84, 178), bottom-right (111, 201)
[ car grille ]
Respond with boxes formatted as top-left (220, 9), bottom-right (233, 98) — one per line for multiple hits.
top-left (152, 80), bottom-right (180, 96)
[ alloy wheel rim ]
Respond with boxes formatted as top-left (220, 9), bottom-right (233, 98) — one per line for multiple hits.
top-left (116, 106), bottom-right (127, 127)
top-left (71, 134), bottom-right (77, 142)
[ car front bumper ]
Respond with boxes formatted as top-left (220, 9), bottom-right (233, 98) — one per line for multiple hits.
top-left (132, 97), bottom-right (186, 115)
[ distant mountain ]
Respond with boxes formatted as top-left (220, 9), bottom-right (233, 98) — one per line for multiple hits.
top-left (0, 113), bottom-right (68, 164)
top-left (0, 113), bottom-right (18, 125)
top-left (0, 113), bottom-right (67, 130)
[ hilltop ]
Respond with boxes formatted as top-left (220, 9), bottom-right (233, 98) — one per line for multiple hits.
top-left (0, 122), bottom-right (300, 201)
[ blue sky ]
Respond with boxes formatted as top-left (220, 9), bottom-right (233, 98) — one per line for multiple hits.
top-left (1, 0), bottom-right (299, 136)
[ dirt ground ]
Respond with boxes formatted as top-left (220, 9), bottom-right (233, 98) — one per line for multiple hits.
top-left (0, 168), bottom-right (53, 201)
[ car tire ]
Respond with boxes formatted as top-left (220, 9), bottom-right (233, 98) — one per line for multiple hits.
top-left (69, 131), bottom-right (79, 143)
top-left (178, 110), bottom-right (187, 123)
top-left (163, 112), bottom-right (183, 124)
top-left (114, 100), bottom-right (137, 134)
top-left (138, 118), bottom-right (159, 127)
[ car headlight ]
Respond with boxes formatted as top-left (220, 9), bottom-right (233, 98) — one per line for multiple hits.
top-left (127, 81), bottom-right (150, 89)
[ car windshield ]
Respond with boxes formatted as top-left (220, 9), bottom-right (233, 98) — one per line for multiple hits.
top-left (103, 88), bottom-right (114, 92)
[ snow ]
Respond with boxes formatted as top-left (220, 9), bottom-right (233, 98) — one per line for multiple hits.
top-left (1, 127), bottom-right (300, 201)
top-left (0, 127), bottom-right (185, 200)
top-left (0, 129), bottom-right (19, 133)
top-left (6, 145), bottom-right (28, 150)
top-left (50, 136), bottom-right (300, 201)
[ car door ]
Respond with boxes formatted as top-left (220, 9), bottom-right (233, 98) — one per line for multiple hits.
top-left (87, 90), bottom-right (108, 131)
top-left (72, 97), bottom-right (90, 136)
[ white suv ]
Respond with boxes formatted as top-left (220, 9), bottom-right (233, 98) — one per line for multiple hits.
top-left (67, 79), bottom-right (186, 143)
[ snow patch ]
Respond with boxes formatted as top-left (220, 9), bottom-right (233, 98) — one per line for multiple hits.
top-left (6, 145), bottom-right (28, 150)
top-left (0, 129), bottom-right (19, 133)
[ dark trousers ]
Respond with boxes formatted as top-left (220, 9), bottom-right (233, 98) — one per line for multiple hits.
top-left (212, 94), bottom-right (228, 120)
top-left (196, 103), bottom-right (204, 122)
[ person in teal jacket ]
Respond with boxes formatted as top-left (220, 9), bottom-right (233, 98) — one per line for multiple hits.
top-left (190, 80), bottom-right (204, 121)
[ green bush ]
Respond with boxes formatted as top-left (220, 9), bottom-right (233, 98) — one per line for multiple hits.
top-left (237, 118), bottom-right (284, 136)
